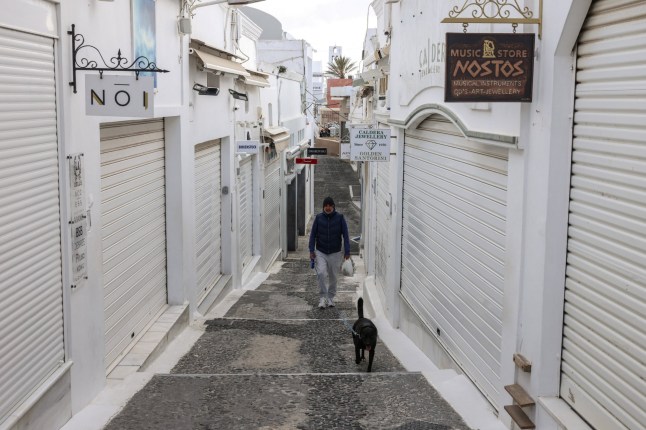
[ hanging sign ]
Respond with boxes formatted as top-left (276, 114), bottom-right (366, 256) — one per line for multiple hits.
top-left (350, 128), bottom-right (391, 162)
top-left (295, 158), bottom-right (318, 165)
top-left (236, 140), bottom-right (260, 154)
top-left (67, 153), bottom-right (87, 289)
top-left (85, 74), bottom-right (154, 117)
top-left (445, 33), bottom-right (535, 102)
top-left (307, 147), bottom-right (328, 156)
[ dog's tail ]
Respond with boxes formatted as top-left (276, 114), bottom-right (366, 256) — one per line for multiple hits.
top-left (358, 297), bottom-right (364, 319)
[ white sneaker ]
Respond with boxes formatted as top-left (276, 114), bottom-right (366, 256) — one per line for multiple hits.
top-left (327, 297), bottom-right (335, 307)
top-left (318, 297), bottom-right (327, 309)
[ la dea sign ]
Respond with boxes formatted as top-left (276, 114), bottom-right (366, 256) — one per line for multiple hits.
top-left (445, 33), bottom-right (535, 103)
top-left (85, 74), bottom-right (154, 117)
top-left (236, 140), bottom-right (260, 154)
top-left (350, 128), bottom-right (391, 162)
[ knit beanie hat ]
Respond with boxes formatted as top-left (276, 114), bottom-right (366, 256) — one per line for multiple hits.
top-left (323, 196), bottom-right (335, 207)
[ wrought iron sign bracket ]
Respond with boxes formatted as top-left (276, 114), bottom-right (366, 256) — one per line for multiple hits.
top-left (68, 24), bottom-right (169, 93)
top-left (441, 0), bottom-right (542, 39)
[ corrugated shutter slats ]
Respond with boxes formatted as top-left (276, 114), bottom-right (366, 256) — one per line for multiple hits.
top-left (194, 140), bottom-right (222, 304)
top-left (375, 160), bottom-right (391, 306)
top-left (239, 156), bottom-right (254, 268)
top-left (401, 116), bottom-right (507, 409)
top-left (101, 119), bottom-right (167, 370)
top-left (263, 159), bottom-right (281, 269)
top-left (0, 27), bottom-right (64, 421)
top-left (561, 1), bottom-right (646, 428)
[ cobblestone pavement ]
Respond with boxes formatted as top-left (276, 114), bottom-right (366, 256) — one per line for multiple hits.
top-left (103, 258), bottom-right (471, 430)
top-left (103, 157), bottom-right (471, 430)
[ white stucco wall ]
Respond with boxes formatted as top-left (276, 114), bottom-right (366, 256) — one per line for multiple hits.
top-left (57, 0), bottom-right (185, 415)
top-left (279, 76), bottom-right (305, 132)
top-left (364, 0), bottom-right (597, 429)
top-left (0, 0), bottom-right (274, 425)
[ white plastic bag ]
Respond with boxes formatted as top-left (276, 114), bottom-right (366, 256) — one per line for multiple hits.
top-left (341, 258), bottom-right (354, 277)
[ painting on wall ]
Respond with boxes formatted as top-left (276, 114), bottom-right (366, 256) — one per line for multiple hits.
top-left (132, 0), bottom-right (156, 86)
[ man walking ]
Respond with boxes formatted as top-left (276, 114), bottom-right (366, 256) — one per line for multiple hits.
top-left (309, 196), bottom-right (351, 309)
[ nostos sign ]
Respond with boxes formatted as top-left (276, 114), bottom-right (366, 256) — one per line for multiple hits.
top-left (445, 33), bottom-right (535, 102)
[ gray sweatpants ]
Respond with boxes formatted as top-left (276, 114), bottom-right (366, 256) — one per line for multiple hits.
top-left (314, 250), bottom-right (343, 299)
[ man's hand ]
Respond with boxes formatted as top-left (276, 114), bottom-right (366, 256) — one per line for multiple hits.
top-left (344, 255), bottom-right (350, 260)
top-left (310, 252), bottom-right (316, 260)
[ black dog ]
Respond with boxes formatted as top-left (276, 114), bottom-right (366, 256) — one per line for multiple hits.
top-left (352, 298), bottom-right (378, 372)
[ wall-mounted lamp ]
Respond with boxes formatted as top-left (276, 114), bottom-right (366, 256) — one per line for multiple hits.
top-left (193, 83), bottom-right (220, 96)
top-left (229, 89), bottom-right (248, 101)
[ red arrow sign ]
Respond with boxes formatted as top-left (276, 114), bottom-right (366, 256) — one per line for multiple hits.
top-left (295, 157), bottom-right (318, 164)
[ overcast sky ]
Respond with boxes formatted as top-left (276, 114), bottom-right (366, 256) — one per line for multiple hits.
top-left (249, 0), bottom-right (376, 67)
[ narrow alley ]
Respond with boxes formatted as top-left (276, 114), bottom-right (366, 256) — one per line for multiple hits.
top-left (3, 1), bottom-right (644, 429)
top-left (94, 156), bottom-right (472, 429)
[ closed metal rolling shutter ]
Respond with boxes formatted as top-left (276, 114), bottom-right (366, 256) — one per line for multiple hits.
top-left (0, 27), bottom-right (64, 420)
top-left (375, 160), bottom-right (391, 307)
top-left (239, 156), bottom-right (254, 268)
top-left (401, 116), bottom-right (508, 409)
top-left (101, 119), bottom-right (167, 369)
top-left (194, 140), bottom-right (222, 304)
top-left (561, 1), bottom-right (646, 428)
top-left (263, 158), bottom-right (281, 270)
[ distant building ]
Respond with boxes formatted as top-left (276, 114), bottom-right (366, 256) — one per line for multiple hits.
top-left (329, 45), bottom-right (342, 65)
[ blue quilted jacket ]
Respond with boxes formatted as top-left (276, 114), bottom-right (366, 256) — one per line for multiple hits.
top-left (309, 210), bottom-right (350, 255)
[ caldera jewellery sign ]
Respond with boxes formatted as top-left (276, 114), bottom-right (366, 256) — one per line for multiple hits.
top-left (85, 74), bottom-right (154, 117)
top-left (350, 128), bottom-right (391, 162)
top-left (235, 140), bottom-right (260, 154)
top-left (445, 33), bottom-right (535, 103)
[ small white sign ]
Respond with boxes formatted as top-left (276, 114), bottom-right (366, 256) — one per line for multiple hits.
top-left (236, 140), bottom-right (260, 154)
top-left (340, 143), bottom-right (350, 159)
top-left (350, 128), bottom-right (391, 162)
top-left (67, 153), bottom-right (87, 289)
top-left (85, 74), bottom-right (154, 117)
top-left (68, 153), bottom-right (85, 221)
top-left (70, 217), bottom-right (88, 288)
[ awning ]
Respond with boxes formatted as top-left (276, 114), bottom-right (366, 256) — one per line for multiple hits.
top-left (375, 44), bottom-right (390, 61)
top-left (262, 126), bottom-right (290, 152)
top-left (190, 38), bottom-right (244, 60)
top-left (191, 48), bottom-right (250, 77)
top-left (243, 70), bottom-right (270, 87)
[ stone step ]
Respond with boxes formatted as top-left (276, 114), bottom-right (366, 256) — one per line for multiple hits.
top-left (108, 305), bottom-right (189, 380)
top-left (103, 373), bottom-right (471, 430)
top-left (171, 318), bottom-right (405, 374)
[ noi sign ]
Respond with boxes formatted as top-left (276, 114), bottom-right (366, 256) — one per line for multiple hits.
top-left (85, 75), bottom-right (154, 117)
top-left (445, 33), bottom-right (535, 103)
